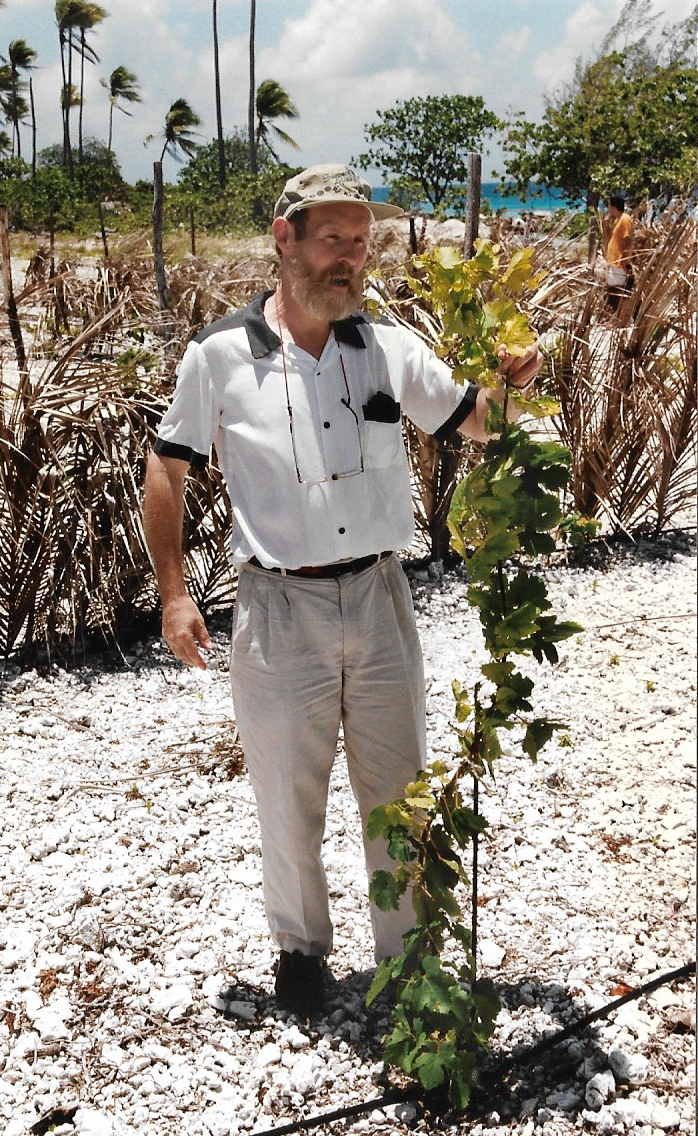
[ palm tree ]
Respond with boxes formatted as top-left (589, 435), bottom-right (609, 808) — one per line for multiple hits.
top-left (255, 79), bottom-right (299, 162)
top-left (55, 1), bottom-right (106, 169)
top-left (212, 0), bottom-right (225, 189)
top-left (3, 39), bottom-right (36, 160)
top-left (101, 65), bottom-right (141, 151)
top-left (1, 89), bottom-right (28, 159)
top-left (145, 99), bottom-right (201, 325)
top-left (145, 97), bottom-right (202, 164)
top-left (0, 62), bottom-right (12, 135)
top-left (248, 0), bottom-right (257, 175)
top-left (55, 0), bottom-right (83, 171)
top-left (73, 2), bottom-right (107, 163)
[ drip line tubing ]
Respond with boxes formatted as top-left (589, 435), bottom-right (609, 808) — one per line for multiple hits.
top-left (251, 959), bottom-right (695, 1136)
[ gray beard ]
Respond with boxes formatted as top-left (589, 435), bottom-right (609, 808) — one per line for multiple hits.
top-left (288, 252), bottom-right (363, 322)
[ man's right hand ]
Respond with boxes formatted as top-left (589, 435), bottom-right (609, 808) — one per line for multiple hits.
top-left (162, 594), bottom-right (214, 670)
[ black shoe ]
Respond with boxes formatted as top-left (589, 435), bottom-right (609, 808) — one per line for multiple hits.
top-left (274, 950), bottom-right (326, 1017)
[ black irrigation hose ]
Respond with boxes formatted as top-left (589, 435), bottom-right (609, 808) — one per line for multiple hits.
top-left (489, 959), bottom-right (696, 1075)
top-left (252, 960), bottom-right (696, 1136)
top-left (251, 1084), bottom-right (421, 1136)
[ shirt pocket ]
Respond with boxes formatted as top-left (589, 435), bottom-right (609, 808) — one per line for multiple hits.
top-left (363, 420), bottom-right (405, 470)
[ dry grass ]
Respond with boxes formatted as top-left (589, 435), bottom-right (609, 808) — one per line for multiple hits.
top-left (0, 245), bottom-right (276, 661)
top-left (1, 208), bottom-right (694, 659)
top-left (527, 205), bottom-right (697, 534)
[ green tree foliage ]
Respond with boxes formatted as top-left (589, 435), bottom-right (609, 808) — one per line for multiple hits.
top-left (500, 3), bottom-right (698, 207)
top-left (0, 140), bottom-right (124, 229)
top-left (171, 163), bottom-right (292, 234)
top-left (174, 128), bottom-right (294, 231)
top-left (355, 95), bottom-right (499, 210)
top-left (38, 137), bottom-right (125, 201)
top-left (11, 163), bottom-right (78, 232)
top-left (176, 129), bottom-right (258, 194)
top-left (386, 176), bottom-right (425, 214)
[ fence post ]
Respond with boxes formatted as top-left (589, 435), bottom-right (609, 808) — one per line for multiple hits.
top-left (97, 200), bottom-right (110, 262)
top-left (0, 205), bottom-right (27, 374)
top-left (152, 161), bottom-right (174, 343)
top-left (463, 152), bottom-right (482, 259)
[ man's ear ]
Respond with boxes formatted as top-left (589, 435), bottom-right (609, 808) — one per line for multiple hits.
top-left (272, 216), bottom-right (293, 255)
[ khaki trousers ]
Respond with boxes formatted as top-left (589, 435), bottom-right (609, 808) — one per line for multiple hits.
top-left (230, 553), bottom-right (425, 960)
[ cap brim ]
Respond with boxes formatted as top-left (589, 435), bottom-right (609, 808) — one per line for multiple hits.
top-left (366, 201), bottom-right (405, 220)
top-left (284, 196), bottom-right (404, 221)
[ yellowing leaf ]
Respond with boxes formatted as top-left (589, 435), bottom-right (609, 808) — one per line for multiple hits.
top-left (501, 247), bottom-right (538, 292)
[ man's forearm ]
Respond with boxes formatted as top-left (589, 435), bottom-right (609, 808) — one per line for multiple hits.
top-left (142, 454), bottom-right (189, 601)
top-left (460, 384), bottom-right (526, 442)
top-left (142, 452), bottom-right (213, 669)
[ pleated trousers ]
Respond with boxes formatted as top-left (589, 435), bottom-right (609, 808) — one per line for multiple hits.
top-left (229, 553), bottom-right (425, 961)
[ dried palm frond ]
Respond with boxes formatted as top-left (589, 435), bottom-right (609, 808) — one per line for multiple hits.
top-left (0, 252), bottom-right (261, 661)
top-left (1, 209), bottom-right (694, 660)
top-left (532, 208), bottom-right (697, 533)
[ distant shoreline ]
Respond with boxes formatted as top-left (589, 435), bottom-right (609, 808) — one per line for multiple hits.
top-left (372, 182), bottom-right (577, 216)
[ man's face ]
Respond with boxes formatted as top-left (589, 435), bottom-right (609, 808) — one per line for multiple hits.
top-left (283, 202), bottom-right (372, 322)
top-left (608, 204), bottom-right (622, 219)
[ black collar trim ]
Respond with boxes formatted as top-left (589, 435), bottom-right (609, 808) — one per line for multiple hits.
top-left (246, 290), bottom-right (279, 358)
top-left (243, 292), bottom-right (368, 358)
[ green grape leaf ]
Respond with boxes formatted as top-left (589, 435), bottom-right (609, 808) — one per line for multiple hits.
top-left (366, 802), bottom-right (411, 839)
top-left (522, 717), bottom-right (561, 760)
top-left (415, 1050), bottom-right (447, 1091)
top-left (369, 869), bottom-right (404, 911)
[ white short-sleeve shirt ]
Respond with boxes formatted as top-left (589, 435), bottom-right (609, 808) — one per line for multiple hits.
top-left (154, 291), bottom-right (477, 569)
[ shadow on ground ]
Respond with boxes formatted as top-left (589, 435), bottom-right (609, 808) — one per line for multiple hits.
top-left (212, 968), bottom-right (624, 1127)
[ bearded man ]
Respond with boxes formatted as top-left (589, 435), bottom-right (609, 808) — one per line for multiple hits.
top-left (143, 165), bottom-right (541, 1017)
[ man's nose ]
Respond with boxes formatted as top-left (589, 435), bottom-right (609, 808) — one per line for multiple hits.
top-left (336, 241), bottom-right (363, 265)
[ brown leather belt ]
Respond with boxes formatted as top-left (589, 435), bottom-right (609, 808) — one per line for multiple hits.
top-left (249, 551), bottom-right (392, 578)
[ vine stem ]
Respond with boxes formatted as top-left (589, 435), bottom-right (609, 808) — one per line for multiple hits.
top-left (471, 773), bottom-right (479, 979)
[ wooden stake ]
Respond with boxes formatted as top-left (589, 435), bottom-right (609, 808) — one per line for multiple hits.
top-left (152, 161), bottom-right (173, 343)
top-left (463, 152), bottom-right (482, 259)
top-left (0, 205), bottom-right (27, 375)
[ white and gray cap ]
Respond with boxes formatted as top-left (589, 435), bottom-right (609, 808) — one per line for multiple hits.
top-left (274, 164), bottom-right (403, 221)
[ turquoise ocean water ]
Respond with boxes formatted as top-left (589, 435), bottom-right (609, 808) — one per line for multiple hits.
top-left (372, 183), bottom-right (572, 215)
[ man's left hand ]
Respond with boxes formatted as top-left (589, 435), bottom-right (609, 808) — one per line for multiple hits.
top-left (497, 343), bottom-right (543, 390)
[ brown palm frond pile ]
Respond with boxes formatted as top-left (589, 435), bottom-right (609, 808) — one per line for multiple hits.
top-left (1, 247), bottom-right (278, 662)
top-left (526, 206), bottom-right (697, 534)
top-left (1, 207), bottom-right (695, 660)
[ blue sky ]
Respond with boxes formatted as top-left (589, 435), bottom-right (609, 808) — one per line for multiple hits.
top-left (1, 0), bottom-right (694, 184)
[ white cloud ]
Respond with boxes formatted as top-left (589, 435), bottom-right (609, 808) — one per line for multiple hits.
top-left (250, 0), bottom-right (485, 169)
top-left (3, 0), bottom-right (695, 183)
top-left (532, 0), bottom-right (696, 101)
top-left (532, 1), bottom-right (625, 96)
top-left (495, 27), bottom-right (532, 60)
